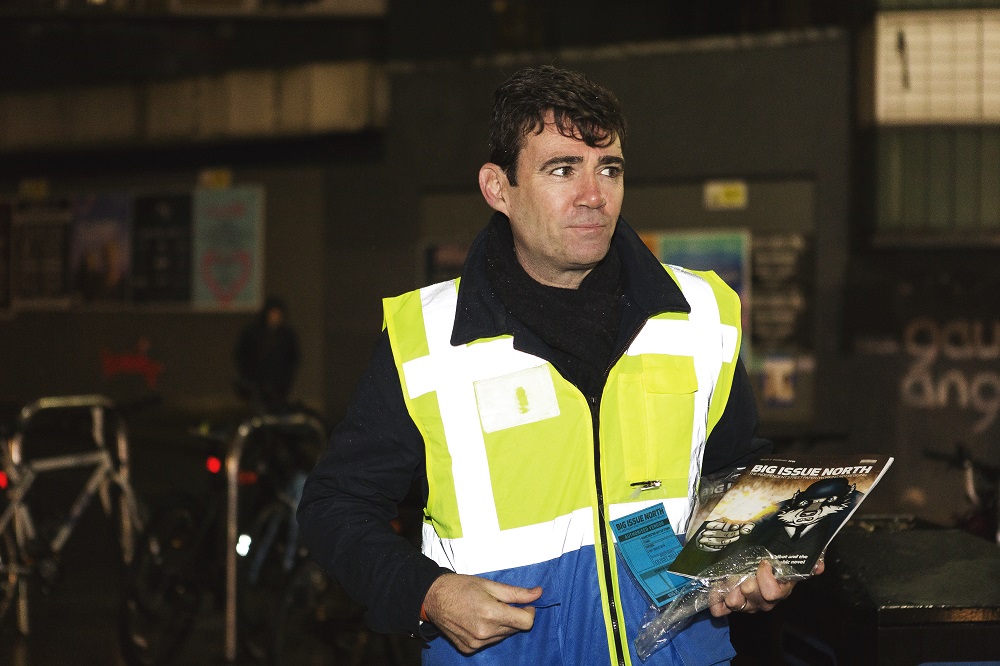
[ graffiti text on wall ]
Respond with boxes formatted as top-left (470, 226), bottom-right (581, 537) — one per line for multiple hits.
top-left (902, 317), bottom-right (1000, 434)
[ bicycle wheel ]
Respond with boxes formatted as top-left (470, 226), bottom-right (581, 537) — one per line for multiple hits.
top-left (238, 500), bottom-right (297, 661)
top-left (118, 495), bottom-right (207, 666)
top-left (272, 560), bottom-right (412, 666)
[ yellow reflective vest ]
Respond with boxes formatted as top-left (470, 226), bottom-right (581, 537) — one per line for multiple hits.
top-left (383, 264), bottom-right (742, 666)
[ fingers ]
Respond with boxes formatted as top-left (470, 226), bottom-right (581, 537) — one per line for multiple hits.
top-left (708, 589), bottom-right (748, 618)
top-left (708, 560), bottom-right (802, 617)
top-left (480, 580), bottom-right (541, 633)
top-left (710, 576), bottom-right (753, 617)
top-left (487, 579), bottom-right (544, 606)
top-left (423, 574), bottom-right (542, 654)
top-left (743, 561), bottom-right (799, 613)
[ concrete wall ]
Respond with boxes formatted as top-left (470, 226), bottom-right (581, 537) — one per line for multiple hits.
top-left (0, 164), bottom-right (328, 414)
top-left (1, 32), bottom-right (853, 428)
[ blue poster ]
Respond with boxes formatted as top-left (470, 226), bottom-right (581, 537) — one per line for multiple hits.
top-left (647, 229), bottom-right (750, 298)
top-left (70, 192), bottom-right (132, 303)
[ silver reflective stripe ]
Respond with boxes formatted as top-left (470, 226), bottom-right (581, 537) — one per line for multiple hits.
top-left (624, 267), bottom-right (738, 535)
top-left (676, 268), bottom-right (720, 536)
top-left (422, 507), bottom-right (596, 575)
top-left (402, 281), bottom-right (548, 539)
top-left (421, 497), bottom-right (694, 575)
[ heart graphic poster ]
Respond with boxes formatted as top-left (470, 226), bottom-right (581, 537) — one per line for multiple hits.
top-left (192, 186), bottom-right (264, 310)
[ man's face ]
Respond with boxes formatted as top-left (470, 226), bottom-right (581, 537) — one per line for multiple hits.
top-left (489, 113), bottom-right (624, 288)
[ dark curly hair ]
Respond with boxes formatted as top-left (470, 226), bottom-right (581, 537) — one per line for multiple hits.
top-left (489, 65), bottom-right (627, 185)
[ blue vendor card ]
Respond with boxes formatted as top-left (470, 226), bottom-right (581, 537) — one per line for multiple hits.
top-left (611, 503), bottom-right (690, 607)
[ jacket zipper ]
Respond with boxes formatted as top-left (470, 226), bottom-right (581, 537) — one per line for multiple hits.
top-left (590, 394), bottom-right (627, 666)
top-left (593, 318), bottom-right (647, 666)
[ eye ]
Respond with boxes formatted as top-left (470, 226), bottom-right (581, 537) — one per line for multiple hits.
top-left (551, 165), bottom-right (573, 177)
top-left (600, 165), bottom-right (623, 178)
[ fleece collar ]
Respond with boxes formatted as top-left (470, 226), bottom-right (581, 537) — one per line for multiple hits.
top-left (450, 212), bottom-right (690, 350)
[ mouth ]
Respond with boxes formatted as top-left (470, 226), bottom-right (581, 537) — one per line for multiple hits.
top-left (568, 219), bottom-right (609, 231)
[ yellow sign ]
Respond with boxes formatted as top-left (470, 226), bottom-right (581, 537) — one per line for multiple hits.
top-left (703, 180), bottom-right (748, 211)
top-left (197, 168), bottom-right (234, 189)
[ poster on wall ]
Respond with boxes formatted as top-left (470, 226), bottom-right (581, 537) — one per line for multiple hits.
top-left (750, 233), bottom-right (813, 355)
top-left (191, 186), bottom-right (263, 310)
top-left (642, 228), bottom-right (751, 297)
top-left (70, 193), bottom-right (132, 303)
top-left (0, 201), bottom-right (10, 311)
top-left (9, 198), bottom-right (72, 306)
top-left (132, 194), bottom-right (193, 304)
top-left (641, 228), bottom-right (752, 356)
top-left (750, 233), bottom-right (814, 409)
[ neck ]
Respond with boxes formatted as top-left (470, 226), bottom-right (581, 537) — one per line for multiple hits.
top-left (512, 245), bottom-right (596, 290)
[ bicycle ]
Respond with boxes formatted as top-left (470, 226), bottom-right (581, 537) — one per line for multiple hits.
top-left (227, 409), bottom-right (418, 665)
top-left (119, 407), bottom-right (326, 665)
top-left (237, 465), bottom-right (309, 662)
top-left (0, 394), bottom-right (147, 636)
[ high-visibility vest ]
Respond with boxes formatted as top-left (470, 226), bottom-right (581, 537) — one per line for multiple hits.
top-left (383, 265), bottom-right (742, 665)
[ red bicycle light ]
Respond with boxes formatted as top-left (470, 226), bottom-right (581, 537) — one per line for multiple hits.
top-left (206, 456), bottom-right (222, 474)
top-left (0, 471), bottom-right (7, 489)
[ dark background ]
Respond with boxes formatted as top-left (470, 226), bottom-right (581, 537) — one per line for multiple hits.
top-left (0, 0), bottom-right (997, 557)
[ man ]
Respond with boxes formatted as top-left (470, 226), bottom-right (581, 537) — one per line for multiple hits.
top-left (298, 65), bottom-right (809, 665)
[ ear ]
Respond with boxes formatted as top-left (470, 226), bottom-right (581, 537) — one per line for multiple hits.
top-left (478, 164), bottom-right (510, 216)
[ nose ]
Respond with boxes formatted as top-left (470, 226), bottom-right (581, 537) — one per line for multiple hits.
top-left (575, 171), bottom-right (606, 209)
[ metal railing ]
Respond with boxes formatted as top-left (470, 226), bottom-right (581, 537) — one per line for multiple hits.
top-left (223, 411), bottom-right (327, 662)
top-left (0, 394), bottom-right (144, 635)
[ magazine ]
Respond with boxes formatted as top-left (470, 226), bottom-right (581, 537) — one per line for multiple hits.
top-left (669, 453), bottom-right (894, 579)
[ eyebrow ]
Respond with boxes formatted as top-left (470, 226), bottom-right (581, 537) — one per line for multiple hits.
top-left (538, 155), bottom-right (625, 171)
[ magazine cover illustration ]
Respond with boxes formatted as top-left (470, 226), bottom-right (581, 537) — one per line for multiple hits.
top-left (670, 453), bottom-right (893, 578)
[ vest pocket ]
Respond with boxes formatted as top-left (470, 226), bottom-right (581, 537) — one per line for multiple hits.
top-left (618, 354), bottom-right (698, 494)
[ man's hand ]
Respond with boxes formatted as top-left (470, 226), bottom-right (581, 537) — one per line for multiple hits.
top-left (422, 573), bottom-right (543, 654)
top-left (708, 557), bottom-right (825, 617)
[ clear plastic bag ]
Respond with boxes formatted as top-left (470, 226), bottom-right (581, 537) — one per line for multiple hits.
top-left (634, 546), bottom-right (808, 661)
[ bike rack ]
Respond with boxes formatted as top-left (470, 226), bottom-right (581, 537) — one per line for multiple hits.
top-left (1, 394), bottom-right (141, 635)
top-left (223, 412), bottom-right (327, 662)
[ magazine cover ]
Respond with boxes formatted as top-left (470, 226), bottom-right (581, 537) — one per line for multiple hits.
top-left (670, 453), bottom-right (893, 579)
